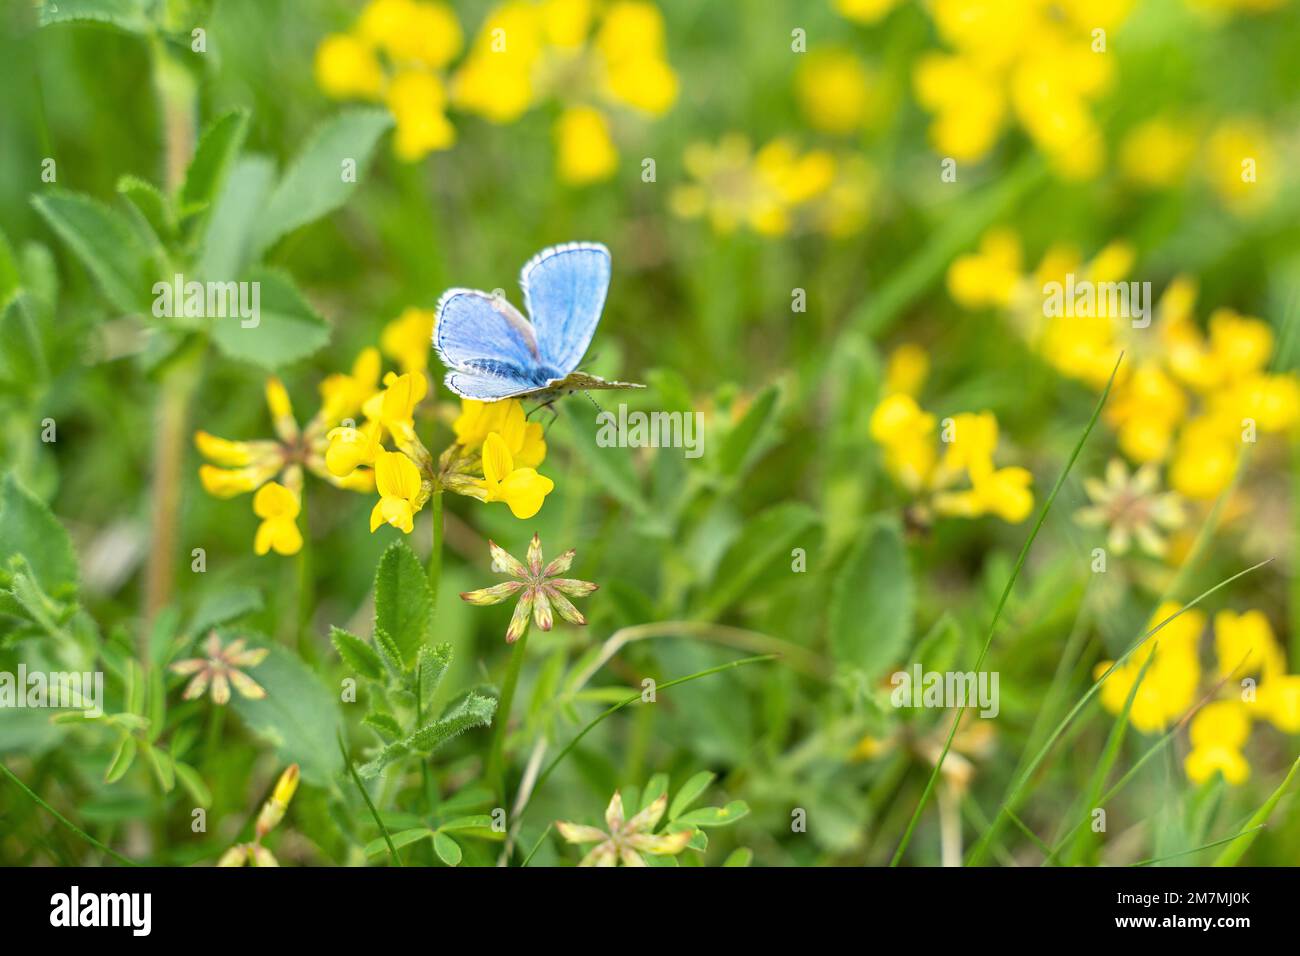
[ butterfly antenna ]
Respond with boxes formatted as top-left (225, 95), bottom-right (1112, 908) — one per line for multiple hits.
top-left (582, 390), bottom-right (606, 414)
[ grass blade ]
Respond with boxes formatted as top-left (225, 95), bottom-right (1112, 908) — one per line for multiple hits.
top-left (338, 732), bottom-right (403, 866)
top-left (0, 760), bottom-right (138, 866)
top-left (1212, 756), bottom-right (1300, 866)
top-left (888, 352), bottom-right (1123, 866)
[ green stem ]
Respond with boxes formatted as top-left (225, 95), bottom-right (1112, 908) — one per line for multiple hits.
top-left (338, 733), bottom-right (402, 866)
top-left (428, 489), bottom-right (443, 625)
top-left (0, 761), bottom-right (138, 866)
top-left (485, 630), bottom-right (529, 803)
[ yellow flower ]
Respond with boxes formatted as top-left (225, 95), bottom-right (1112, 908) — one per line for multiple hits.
top-left (555, 105), bottom-right (618, 184)
top-left (1205, 119), bottom-right (1275, 211)
top-left (453, 399), bottom-right (546, 465)
top-left (252, 482), bottom-right (304, 556)
top-left (370, 450), bottom-right (425, 533)
top-left (1207, 308), bottom-right (1273, 380)
top-left (265, 377), bottom-right (298, 443)
top-left (1214, 609), bottom-right (1286, 682)
top-left (481, 431), bottom-right (554, 519)
top-left (315, 34), bottom-right (385, 100)
top-left (1169, 414), bottom-right (1240, 500)
top-left (834, 0), bottom-right (902, 22)
top-left (1097, 603), bottom-right (1203, 734)
top-left (595, 1), bottom-right (678, 114)
top-left (1119, 118), bottom-right (1195, 189)
top-left (940, 411), bottom-right (998, 477)
top-left (319, 347), bottom-right (382, 422)
top-left (869, 393), bottom-right (937, 491)
top-left (1185, 701), bottom-right (1251, 785)
top-left (364, 370), bottom-right (429, 442)
top-left (359, 0), bottom-right (463, 68)
top-left (326, 420), bottom-right (383, 478)
top-left (883, 344), bottom-right (929, 398)
top-left (796, 48), bottom-right (873, 135)
top-left (381, 307), bottom-right (436, 373)
top-left (387, 71), bottom-right (456, 160)
top-left (946, 228), bottom-right (1021, 310)
top-left (1259, 675), bottom-right (1300, 734)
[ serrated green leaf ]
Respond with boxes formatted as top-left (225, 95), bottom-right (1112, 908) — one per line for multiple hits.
top-left (362, 711), bottom-right (404, 741)
top-left (374, 540), bottom-right (432, 669)
top-left (829, 517), bottom-right (913, 682)
top-left (180, 110), bottom-right (250, 215)
top-left (416, 643), bottom-right (452, 710)
top-left (197, 154), bottom-right (275, 280)
top-left (209, 267), bottom-right (329, 370)
top-left (668, 770), bottom-right (716, 820)
top-left (0, 474), bottom-right (78, 597)
top-left (249, 108), bottom-right (393, 260)
top-left (674, 800), bottom-right (750, 828)
top-left (104, 735), bottom-right (136, 783)
top-left (332, 626), bottom-right (384, 681)
top-left (359, 693), bottom-right (496, 778)
top-left (31, 191), bottom-right (155, 315)
top-left (373, 626), bottom-right (403, 673)
top-left (117, 174), bottom-right (174, 241)
top-left (432, 831), bottom-right (462, 866)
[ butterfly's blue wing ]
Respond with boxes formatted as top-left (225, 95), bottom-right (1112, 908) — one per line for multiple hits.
top-left (444, 369), bottom-right (541, 401)
top-left (520, 242), bottom-right (611, 376)
top-left (435, 288), bottom-right (544, 373)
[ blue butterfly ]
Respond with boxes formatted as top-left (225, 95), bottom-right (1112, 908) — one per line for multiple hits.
top-left (434, 242), bottom-right (644, 402)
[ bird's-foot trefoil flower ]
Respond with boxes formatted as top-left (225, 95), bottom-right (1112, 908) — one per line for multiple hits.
top-left (555, 790), bottom-right (692, 867)
top-left (169, 631), bottom-right (269, 705)
top-left (460, 535), bottom-right (597, 643)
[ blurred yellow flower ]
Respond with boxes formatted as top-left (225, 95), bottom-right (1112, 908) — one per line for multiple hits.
top-left (834, 0), bottom-right (903, 22)
top-left (884, 343), bottom-right (930, 398)
top-left (1214, 609), bottom-right (1286, 681)
top-left (388, 71), bottom-right (456, 159)
top-left (1096, 603), bottom-right (1203, 734)
top-left (796, 48), bottom-right (874, 135)
top-left (1185, 700), bottom-right (1251, 785)
top-left (381, 307), bottom-right (436, 373)
top-left (555, 105), bottom-right (618, 184)
top-left (315, 34), bottom-right (385, 100)
top-left (946, 228), bottom-right (1021, 310)
top-left (1204, 119), bottom-right (1276, 211)
top-left (1119, 118), bottom-right (1196, 190)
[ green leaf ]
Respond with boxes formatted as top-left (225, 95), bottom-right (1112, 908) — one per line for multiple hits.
top-left (140, 741), bottom-right (175, 792)
top-left (373, 626), bottom-right (404, 673)
top-left (359, 693), bottom-right (496, 778)
top-left (117, 175), bottom-right (174, 241)
top-left (723, 847), bottom-right (753, 867)
top-left (31, 191), bottom-right (155, 315)
top-left (432, 831), bottom-right (462, 866)
top-left (173, 762), bottom-right (212, 806)
top-left (718, 383), bottom-right (780, 480)
top-left (673, 800), bottom-right (750, 828)
top-left (437, 814), bottom-right (495, 832)
top-left (0, 474), bottom-right (78, 597)
top-left (1214, 756), bottom-right (1300, 866)
top-left (197, 155), bottom-right (276, 281)
top-left (37, 0), bottom-right (152, 32)
top-left (416, 643), bottom-right (452, 711)
top-left (640, 773), bottom-right (669, 812)
top-left (362, 711), bottom-right (404, 741)
top-left (104, 735), bottom-right (136, 783)
top-left (0, 228), bottom-right (20, 310)
top-left (187, 586), bottom-right (263, 636)
top-left (374, 540), bottom-right (432, 669)
top-left (365, 827), bottom-right (433, 857)
top-left (249, 108), bottom-right (393, 260)
top-left (829, 517), bottom-right (913, 682)
top-left (230, 644), bottom-right (342, 785)
top-left (331, 626), bottom-right (384, 681)
top-left (700, 502), bottom-right (818, 619)
top-left (209, 267), bottom-right (330, 370)
top-left (180, 110), bottom-right (250, 215)
top-left (668, 771), bottom-right (716, 820)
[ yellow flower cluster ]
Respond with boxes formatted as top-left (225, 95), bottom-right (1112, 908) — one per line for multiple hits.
top-left (316, 0), bottom-right (463, 160)
top-left (196, 307), bottom-right (470, 554)
top-left (671, 134), bottom-right (874, 238)
top-left (911, 0), bottom-right (1132, 179)
top-left (1097, 603), bottom-right (1300, 785)
top-left (948, 229), bottom-right (1300, 502)
top-left (316, 0), bottom-right (678, 181)
top-left (195, 358), bottom-right (381, 557)
top-left (1119, 117), bottom-right (1277, 214)
top-left (868, 344), bottom-right (1034, 523)
top-left (796, 47), bottom-right (877, 136)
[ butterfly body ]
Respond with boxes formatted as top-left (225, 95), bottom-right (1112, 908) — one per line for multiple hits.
top-left (434, 242), bottom-right (643, 402)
